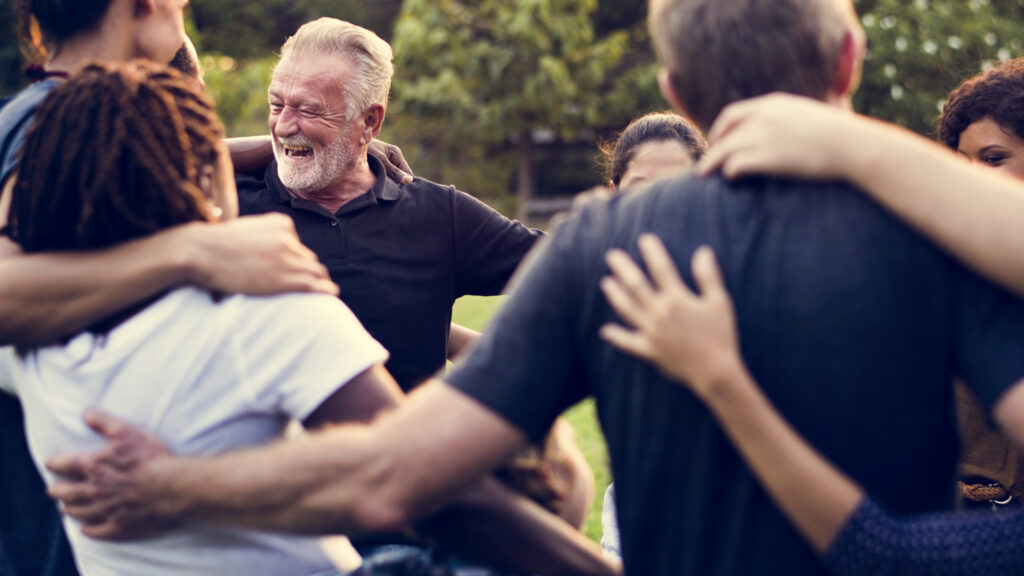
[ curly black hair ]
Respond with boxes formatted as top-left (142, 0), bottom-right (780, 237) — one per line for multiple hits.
top-left (938, 58), bottom-right (1024, 150)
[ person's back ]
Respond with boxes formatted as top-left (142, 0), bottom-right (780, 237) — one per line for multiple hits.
top-left (1, 287), bottom-right (378, 575)
top-left (585, 173), bottom-right (1024, 572)
top-left (452, 170), bottom-right (1024, 574)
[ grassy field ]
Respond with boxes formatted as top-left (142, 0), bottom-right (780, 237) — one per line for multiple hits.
top-left (452, 295), bottom-right (610, 543)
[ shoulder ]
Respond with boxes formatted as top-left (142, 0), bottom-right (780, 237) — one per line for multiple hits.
top-left (0, 82), bottom-right (60, 183)
top-left (229, 292), bottom-right (366, 340)
top-left (390, 176), bottom-right (458, 208)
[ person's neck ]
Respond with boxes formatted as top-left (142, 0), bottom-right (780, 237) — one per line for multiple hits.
top-left (823, 92), bottom-right (854, 112)
top-left (288, 153), bottom-right (377, 214)
top-left (44, 18), bottom-right (135, 75)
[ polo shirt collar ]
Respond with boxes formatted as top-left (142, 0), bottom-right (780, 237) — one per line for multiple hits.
top-left (263, 153), bottom-right (402, 211)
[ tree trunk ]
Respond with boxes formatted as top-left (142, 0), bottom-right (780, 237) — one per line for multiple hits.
top-left (515, 130), bottom-right (535, 223)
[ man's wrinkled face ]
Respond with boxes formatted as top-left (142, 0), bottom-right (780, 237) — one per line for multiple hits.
top-left (268, 55), bottom-right (365, 194)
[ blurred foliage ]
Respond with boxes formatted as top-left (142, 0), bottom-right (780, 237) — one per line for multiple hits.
top-left (389, 0), bottom-right (632, 210)
top-left (0, 0), bottom-right (26, 95)
top-left (189, 0), bottom-right (401, 59)
top-left (854, 0), bottom-right (1024, 135)
top-left (383, 0), bottom-right (667, 213)
top-left (202, 56), bottom-right (276, 137)
top-left (3, 0), bottom-right (1024, 205)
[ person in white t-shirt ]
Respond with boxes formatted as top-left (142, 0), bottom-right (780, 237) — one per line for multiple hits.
top-left (0, 61), bottom-right (393, 576)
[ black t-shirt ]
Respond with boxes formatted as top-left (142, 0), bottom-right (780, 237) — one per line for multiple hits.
top-left (236, 156), bottom-right (541, 391)
top-left (447, 173), bottom-right (1024, 576)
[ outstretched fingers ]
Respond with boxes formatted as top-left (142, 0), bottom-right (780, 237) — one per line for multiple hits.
top-left (637, 234), bottom-right (687, 294)
top-left (690, 246), bottom-right (727, 301)
top-left (598, 322), bottom-right (654, 362)
top-left (604, 248), bottom-right (656, 306)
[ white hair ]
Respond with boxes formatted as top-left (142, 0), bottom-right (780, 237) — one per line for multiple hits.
top-left (278, 18), bottom-right (394, 120)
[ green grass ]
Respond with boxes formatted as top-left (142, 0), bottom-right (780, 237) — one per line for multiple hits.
top-left (452, 296), bottom-right (610, 543)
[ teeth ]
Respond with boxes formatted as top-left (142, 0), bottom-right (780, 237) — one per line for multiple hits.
top-left (281, 144), bottom-right (313, 158)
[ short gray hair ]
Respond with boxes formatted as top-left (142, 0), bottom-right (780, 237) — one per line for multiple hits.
top-left (278, 18), bottom-right (394, 120)
top-left (649, 0), bottom-right (856, 129)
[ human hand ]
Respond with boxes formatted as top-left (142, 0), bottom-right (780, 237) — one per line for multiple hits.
top-left (697, 93), bottom-right (864, 182)
top-left (46, 410), bottom-right (179, 540)
top-left (599, 235), bottom-right (742, 397)
top-left (183, 213), bottom-right (338, 297)
top-left (368, 139), bottom-right (413, 184)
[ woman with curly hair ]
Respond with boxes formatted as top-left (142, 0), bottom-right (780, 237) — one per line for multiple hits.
top-left (934, 59), bottom-right (1024, 512)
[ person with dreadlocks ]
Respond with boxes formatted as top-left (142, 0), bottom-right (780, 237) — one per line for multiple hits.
top-left (0, 60), bottom-right (616, 576)
top-left (0, 59), bottom-right (382, 575)
top-left (0, 1), bottom-right (336, 574)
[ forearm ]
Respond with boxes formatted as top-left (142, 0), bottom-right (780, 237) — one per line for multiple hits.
top-left (225, 136), bottom-right (273, 174)
top-left (843, 116), bottom-right (1024, 298)
top-left (414, 476), bottom-right (617, 576)
top-left (700, 361), bottom-right (863, 553)
top-left (447, 323), bottom-right (481, 360)
top-left (142, 425), bottom-right (404, 536)
top-left (0, 230), bottom-right (193, 345)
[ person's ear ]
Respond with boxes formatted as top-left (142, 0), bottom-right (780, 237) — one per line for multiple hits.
top-left (658, 68), bottom-right (697, 127)
top-left (832, 29), bottom-right (866, 99)
top-left (359, 104), bottom-right (385, 145)
top-left (197, 164), bottom-right (224, 221)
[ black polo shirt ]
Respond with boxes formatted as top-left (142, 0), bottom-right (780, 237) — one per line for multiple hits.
top-left (236, 156), bottom-right (541, 391)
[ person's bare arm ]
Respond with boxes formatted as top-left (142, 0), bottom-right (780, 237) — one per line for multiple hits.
top-left (598, 235), bottom-right (862, 553)
top-left (699, 93), bottom-right (1024, 299)
top-left (412, 474), bottom-right (616, 576)
top-left (447, 322), bottom-right (481, 360)
top-left (0, 204), bottom-right (336, 346)
top-left (48, 381), bottom-right (616, 575)
top-left (226, 136), bottom-right (276, 174)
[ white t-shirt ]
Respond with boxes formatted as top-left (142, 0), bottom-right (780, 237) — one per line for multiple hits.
top-left (0, 287), bottom-right (388, 576)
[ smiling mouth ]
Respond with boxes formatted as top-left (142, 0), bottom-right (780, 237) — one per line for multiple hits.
top-left (281, 144), bottom-right (313, 158)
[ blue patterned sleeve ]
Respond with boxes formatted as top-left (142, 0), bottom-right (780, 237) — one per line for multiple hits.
top-left (823, 498), bottom-right (1024, 576)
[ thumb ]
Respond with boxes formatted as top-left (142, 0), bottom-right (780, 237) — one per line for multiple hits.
top-left (83, 409), bottom-right (132, 440)
top-left (690, 246), bottom-right (726, 297)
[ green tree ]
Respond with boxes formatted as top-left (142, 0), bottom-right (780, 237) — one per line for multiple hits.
top-left (190, 0), bottom-right (401, 60)
top-left (854, 0), bottom-right (1024, 135)
top-left (391, 0), bottom-right (628, 219)
top-left (0, 0), bottom-right (28, 96)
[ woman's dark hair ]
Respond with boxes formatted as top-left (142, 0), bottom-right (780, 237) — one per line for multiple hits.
top-left (4, 60), bottom-right (225, 254)
top-left (938, 58), bottom-right (1024, 150)
top-left (600, 111), bottom-right (709, 186)
top-left (14, 0), bottom-right (117, 62)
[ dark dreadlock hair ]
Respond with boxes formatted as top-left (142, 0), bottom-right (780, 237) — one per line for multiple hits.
top-left (4, 60), bottom-right (226, 254)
